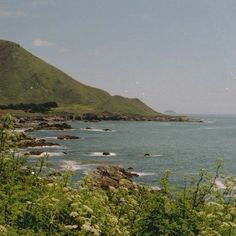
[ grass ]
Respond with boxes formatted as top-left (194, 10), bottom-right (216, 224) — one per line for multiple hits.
top-left (0, 40), bottom-right (160, 117)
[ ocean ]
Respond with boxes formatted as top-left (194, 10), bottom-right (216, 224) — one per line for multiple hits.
top-left (28, 114), bottom-right (236, 187)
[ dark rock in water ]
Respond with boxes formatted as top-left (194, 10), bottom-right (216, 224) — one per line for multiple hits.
top-left (127, 167), bottom-right (134, 170)
top-left (34, 122), bottom-right (72, 130)
top-left (19, 139), bottom-right (59, 148)
top-left (90, 165), bottom-right (139, 190)
top-left (57, 135), bottom-right (80, 140)
top-left (29, 150), bottom-right (44, 156)
top-left (144, 153), bottom-right (150, 157)
top-left (102, 128), bottom-right (112, 132)
top-left (85, 127), bottom-right (92, 130)
top-left (102, 152), bottom-right (111, 156)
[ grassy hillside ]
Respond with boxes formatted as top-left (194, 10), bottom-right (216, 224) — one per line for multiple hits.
top-left (0, 40), bottom-right (160, 117)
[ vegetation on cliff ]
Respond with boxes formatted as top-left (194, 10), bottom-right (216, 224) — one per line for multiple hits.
top-left (0, 114), bottom-right (235, 235)
top-left (0, 40), bottom-right (160, 118)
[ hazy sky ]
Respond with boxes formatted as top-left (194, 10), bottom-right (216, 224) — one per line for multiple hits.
top-left (1, 0), bottom-right (236, 114)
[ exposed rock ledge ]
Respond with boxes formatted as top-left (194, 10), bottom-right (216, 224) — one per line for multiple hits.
top-left (88, 165), bottom-right (139, 190)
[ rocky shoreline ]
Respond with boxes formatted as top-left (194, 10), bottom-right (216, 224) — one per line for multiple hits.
top-left (11, 112), bottom-right (202, 126)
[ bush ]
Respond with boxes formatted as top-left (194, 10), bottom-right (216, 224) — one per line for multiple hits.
top-left (0, 114), bottom-right (236, 235)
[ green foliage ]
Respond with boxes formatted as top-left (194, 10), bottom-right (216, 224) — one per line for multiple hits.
top-left (0, 114), bottom-right (236, 235)
top-left (0, 102), bottom-right (58, 113)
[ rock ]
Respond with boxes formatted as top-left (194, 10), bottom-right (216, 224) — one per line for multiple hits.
top-left (57, 135), bottom-right (80, 140)
top-left (102, 152), bottom-right (111, 156)
top-left (127, 167), bottom-right (134, 170)
top-left (19, 139), bottom-right (60, 148)
top-left (89, 165), bottom-right (139, 190)
top-left (34, 122), bottom-right (72, 130)
top-left (102, 128), bottom-right (112, 132)
top-left (144, 153), bottom-right (150, 157)
top-left (29, 150), bottom-right (44, 156)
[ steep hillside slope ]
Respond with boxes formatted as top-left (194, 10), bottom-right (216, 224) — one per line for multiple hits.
top-left (0, 40), bottom-right (160, 117)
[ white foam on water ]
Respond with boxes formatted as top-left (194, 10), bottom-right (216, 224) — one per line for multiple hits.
top-left (60, 161), bottom-right (93, 171)
top-left (47, 152), bottom-right (65, 157)
top-left (88, 152), bottom-right (117, 157)
top-left (134, 172), bottom-right (156, 177)
top-left (80, 128), bottom-right (115, 132)
top-left (30, 152), bottom-right (65, 158)
top-left (44, 136), bottom-right (58, 139)
top-left (144, 154), bottom-right (162, 157)
top-left (27, 145), bottom-right (61, 149)
top-left (15, 129), bottom-right (27, 132)
top-left (202, 120), bottom-right (215, 124)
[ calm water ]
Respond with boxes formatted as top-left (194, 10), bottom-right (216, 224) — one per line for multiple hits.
top-left (28, 115), bottom-right (236, 186)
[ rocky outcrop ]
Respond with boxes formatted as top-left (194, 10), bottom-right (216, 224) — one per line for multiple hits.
top-left (89, 166), bottom-right (139, 190)
top-left (19, 139), bottom-right (59, 148)
top-left (33, 122), bottom-right (72, 130)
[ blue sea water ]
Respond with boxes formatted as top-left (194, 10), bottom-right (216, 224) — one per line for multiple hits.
top-left (28, 114), bottom-right (236, 186)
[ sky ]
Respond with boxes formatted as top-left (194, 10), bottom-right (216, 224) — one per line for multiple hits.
top-left (0, 0), bottom-right (236, 114)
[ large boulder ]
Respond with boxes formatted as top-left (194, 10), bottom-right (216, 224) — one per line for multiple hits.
top-left (89, 165), bottom-right (139, 190)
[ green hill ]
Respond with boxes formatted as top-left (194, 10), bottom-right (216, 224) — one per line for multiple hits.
top-left (0, 40), bottom-right (161, 117)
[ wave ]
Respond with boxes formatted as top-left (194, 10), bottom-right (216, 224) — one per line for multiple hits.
top-left (133, 172), bottom-right (157, 177)
top-left (60, 161), bottom-right (84, 171)
top-left (27, 145), bottom-right (61, 149)
top-left (202, 120), bottom-right (215, 124)
top-left (144, 154), bottom-right (162, 157)
top-left (88, 152), bottom-right (117, 157)
top-left (80, 128), bottom-right (115, 132)
top-left (30, 152), bottom-right (65, 157)
top-left (60, 161), bottom-right (96, 172)
top-left (15, 129), bottom-right (27, 132)
top-left (44, 136), bottom-right (58, 139)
